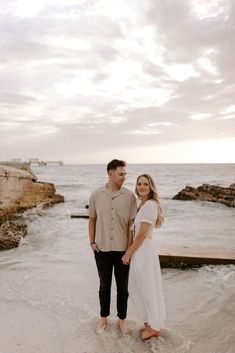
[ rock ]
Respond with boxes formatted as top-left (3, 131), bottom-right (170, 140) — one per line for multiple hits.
top-left (0, 220), bottom-right (27, 250)
top-left (0, 164), bottom-right (64, 219)
top-left (0, 164), bottom-right (64, 250)
top-left (230, 183), bottom-right (235, 189)
top-left (0, 162), bottom-right (37, 181)
top-left (173, 183), bottom-right (235, 207)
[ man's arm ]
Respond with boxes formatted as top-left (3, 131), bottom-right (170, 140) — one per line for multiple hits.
top-left (89, 217), bottom-right (99, 252)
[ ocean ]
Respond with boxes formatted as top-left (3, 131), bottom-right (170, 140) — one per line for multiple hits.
top-left (0, 163), bottom-right (234, 353)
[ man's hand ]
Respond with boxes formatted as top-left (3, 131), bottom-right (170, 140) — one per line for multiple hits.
top-left (90, 242), bottom-right (99, 252)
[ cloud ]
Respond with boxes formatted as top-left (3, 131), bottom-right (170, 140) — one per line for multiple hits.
top-left (0, 0), bottom-right (234, 163)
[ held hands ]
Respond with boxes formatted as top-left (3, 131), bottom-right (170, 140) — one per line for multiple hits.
top-left (121, 252), bottom-right (131, 265)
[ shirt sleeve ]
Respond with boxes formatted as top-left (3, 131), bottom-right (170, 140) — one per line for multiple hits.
top-left (139, 201), bottom-right (157, 225)
top-left (88, 192), bottom-right (96, 218)
top-left (130, 193), bottom-right (137, 220)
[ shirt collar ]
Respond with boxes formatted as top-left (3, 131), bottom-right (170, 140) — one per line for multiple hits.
top-left (101, 184), bottom-right (125, 195)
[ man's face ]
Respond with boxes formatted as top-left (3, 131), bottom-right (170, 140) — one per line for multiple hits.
top-left (108, 166), bottom-right (127, 187)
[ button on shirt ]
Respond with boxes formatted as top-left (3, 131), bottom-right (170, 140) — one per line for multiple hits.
top-left (89, 185), bottom-right (137, 251)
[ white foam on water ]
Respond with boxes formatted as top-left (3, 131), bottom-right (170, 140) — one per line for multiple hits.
top-left (0, 164), bottom-right (234, 353)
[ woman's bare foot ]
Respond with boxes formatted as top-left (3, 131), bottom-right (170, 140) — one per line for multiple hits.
top-left (139, 322), bottom-right (150, 334)
top-left (140, 327), bottom-right (160, 341)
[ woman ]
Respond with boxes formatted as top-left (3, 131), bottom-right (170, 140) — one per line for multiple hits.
top-left (121, 174), bottom-right (166, 340)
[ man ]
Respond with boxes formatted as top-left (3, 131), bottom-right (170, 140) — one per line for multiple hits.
top-left (88, 159), bottom-right (137, 334)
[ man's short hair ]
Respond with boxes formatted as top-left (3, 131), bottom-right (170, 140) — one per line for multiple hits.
top-left (107, 159), bottom-right (126, 172)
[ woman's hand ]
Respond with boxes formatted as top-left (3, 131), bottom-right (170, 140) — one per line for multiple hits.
top-left (121, 253), bottom-right (131, 265)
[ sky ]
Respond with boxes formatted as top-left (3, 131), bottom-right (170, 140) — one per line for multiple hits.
top-left (0, 0), bottom-right (235, 164)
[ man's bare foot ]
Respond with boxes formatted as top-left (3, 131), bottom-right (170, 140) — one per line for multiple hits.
top-left (118, 319), bottom-right (130, 336)
top-left (140, 327), bottom-right (160, 341)
top-left (97, 317), bottom-right (108, 332)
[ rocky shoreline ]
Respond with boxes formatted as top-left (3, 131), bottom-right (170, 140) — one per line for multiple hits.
top-left (173, 183), bottom-right (235, 207)
top-left (0, 163), bottom-right (64, 250)
top-left (0, 220), bottom-right (27, 250)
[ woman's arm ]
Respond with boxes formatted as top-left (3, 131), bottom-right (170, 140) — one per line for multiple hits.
top-left (127, 219), bottom-right (134, 247)
top-left (121, 222), bottom-right (151, 264)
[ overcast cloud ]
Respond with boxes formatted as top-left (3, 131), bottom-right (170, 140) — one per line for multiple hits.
top-left (0, 0), bottom-right (234, 163)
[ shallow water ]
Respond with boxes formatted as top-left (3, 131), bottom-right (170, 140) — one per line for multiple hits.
top-left (0, 164), bottom-right (235, 353)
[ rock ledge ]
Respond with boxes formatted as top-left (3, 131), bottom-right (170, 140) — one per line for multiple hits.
top-left (173, 183), bottom-right (235, 207)
top-left (0, 164), bottom-right (64, 250)
top-left (0, 221), bottom-right (27, 250)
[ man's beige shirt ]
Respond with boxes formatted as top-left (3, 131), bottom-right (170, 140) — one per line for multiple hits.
top-left (89, 185), bottom-right (137, 251)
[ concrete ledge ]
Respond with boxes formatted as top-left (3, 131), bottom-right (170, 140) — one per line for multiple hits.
top-left (71, 213), bottom-right (88, 218)
top-left (158, 245), bottom-right (235, 267)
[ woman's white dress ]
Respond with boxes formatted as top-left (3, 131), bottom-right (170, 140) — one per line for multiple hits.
top-left (128, 200), bottom-right (166, 330)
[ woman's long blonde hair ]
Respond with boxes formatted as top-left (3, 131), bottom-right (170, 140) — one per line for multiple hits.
top-left (135, 174), bottom-right (164, 228)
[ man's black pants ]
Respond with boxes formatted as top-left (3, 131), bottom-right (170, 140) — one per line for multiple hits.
top-left (94, 251), bottom-right (129, 320)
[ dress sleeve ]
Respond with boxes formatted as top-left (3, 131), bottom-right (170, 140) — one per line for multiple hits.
top-left (139, 201), bottom-right (157, 225)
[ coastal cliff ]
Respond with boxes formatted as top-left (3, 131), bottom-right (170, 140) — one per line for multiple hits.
top-left (173, 183), bottom-right (235, 207)
top-left (0, 164), bottom-right (64, 250)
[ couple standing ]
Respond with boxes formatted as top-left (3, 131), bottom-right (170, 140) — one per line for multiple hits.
top-left (88, 159), bottom-right (166, 340)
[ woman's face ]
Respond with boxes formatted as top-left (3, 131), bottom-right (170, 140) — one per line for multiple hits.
top-left (136, 176), bottom-right (150, 199)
